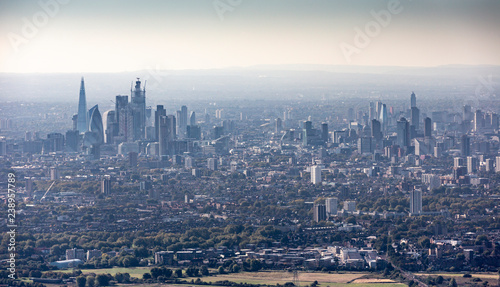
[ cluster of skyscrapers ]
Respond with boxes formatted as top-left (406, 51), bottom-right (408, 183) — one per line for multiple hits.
top-left (69, 77), bottom-right (210, 159)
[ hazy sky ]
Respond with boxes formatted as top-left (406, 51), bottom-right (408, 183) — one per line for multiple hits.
top-left (1, 0), bottom-right (499, 73)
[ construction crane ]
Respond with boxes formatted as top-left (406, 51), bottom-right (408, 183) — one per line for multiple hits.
top-left (40, 181), bottom-right (56, 202)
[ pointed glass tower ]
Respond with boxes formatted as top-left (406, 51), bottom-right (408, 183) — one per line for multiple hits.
top-left (77, 77), bottom-right (88, 134)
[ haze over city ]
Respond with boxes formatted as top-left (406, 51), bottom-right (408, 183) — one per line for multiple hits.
top-left (1, 0), bottom-right (500, 73)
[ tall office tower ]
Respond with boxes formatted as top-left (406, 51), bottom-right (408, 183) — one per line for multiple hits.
top-left (358, 137), bottom-right (374, 154)
top-left (379, 104), bottom-right (388, 132)
top-left (369, 102), bottom-right (376, 120)
top-left (187, 125), bottom-right (201, 139)
top-left (158, 115), bottom-right (176, 157)
top-left (484, 113), bottom-right (492, 129)
top-left (409, 189), bottom-right (422, 214)
top-left (376, 101), bottom-right (383, 119)
top-left (50, 167), bottom-right (59, 180)
top-left (115, 95), bottom-right (129, 125)
top-left (474, 109), bottom-right (484, 132)
top-left (344, 201), bottom-right (356, 212)
top-left (215, 109), bottom-right (223, 119)
top-left (119, 106), bottom-right (135, 142)
top-left (496, 156), bottom-right (500, 173)
top-left (463, 104), bottom-right (472, 122)
top-left (65, 130), bottom-right (79, 152)
top-left (130, 78), bottom-right (146, 140)
top-left (46, 133), bottom-right (65, 152)
top-left (396, 117), bottom-right (410, 148)
top-left (189, 111), bottom-right (196, 126)
top-left (466, 156), bottom-right (478, 174)
top-left (0, 141), bottom-right (6, 156)
top-left (25, 178), bottom-right (33, 196)
top-left (87, 105), bottom-right (104, 145)
top-left (410, 107), bottom-right (420, 130)
top-left (311, 165), bottom-right (321, 184)
top-left (371, 119), bottom-right (382, 142)
top-left (72, 114), bottom-right (78, 131)
top-left (155, 105), bottom-right (166, 141)
top-left (424, 117), bottom-right (432, 138)
top-left (321, 122), bottom-right (328, 143)
top-left (275, 118), bottom-right (283, 133)
top-left (410, 91), bottom-right (416, 108)
top-left (101, 177), bottom-right (111, 194)
top-left (454, 157), bottom-right (465, 168)
top-left (491, 113), bottom-right (499, 130)
top-left (302, 120), bottom-right (313, 146)
top-left (486, 158), bottom-right (494, 173)
top-left (180, 105), bottom-right (188, 133)
top-left (325, 197), bottom-right (338, 216)
top-left (461, 135), bottom-right (470, 156)
top-left (85, 105), bottom-right (104, 158)
top-left (176, 110), bottom-right (182, 136)
top-left (207, 158), bottom-right (218, 170)
top-left (102, 110), bottom-right (116, 144)
top-left (77, 77), bottom-right (88, 134)
top-left (313, 204), bottom-right (327, 222)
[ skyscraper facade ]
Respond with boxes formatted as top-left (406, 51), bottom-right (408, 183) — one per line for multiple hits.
top-left (77, 77), bottom-right (88, 134)
top-left (155, 105), bottom-right (166, 141)
top-left (397, 117), bottom-right (410, 148)
top-left (410, 107), bottom-right (420, 130)
top-left (130, 78), bottom-right (146, 140)
top-left (189, 111), bottom-right (196, 126)
top-left (87, 105), bottom-right (104, 145)
top-left (410, 189), bottom-right (422, 214)
top-left (461, 135), bottom-right (470, 157)
top-left (325, 197), bottom-right (338, 216)
top-left (311, 165), bottom-right (321, 184)
top-left (158, 115), bottom-right (176, 157)
top-left (313, 204), bottom-right (327, 222)
top-left (424, 117), bottom-right (432, 138)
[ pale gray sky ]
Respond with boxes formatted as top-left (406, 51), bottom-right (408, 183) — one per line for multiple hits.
top-left (1, 0), bottom-right (499, 73)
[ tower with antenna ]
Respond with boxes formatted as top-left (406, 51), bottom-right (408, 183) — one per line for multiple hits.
top-left (130, 78), bottom-right (146, 140)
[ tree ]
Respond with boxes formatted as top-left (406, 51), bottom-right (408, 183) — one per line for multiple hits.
top-left (150, 267), bottom-right (162, 279)
top-left (449, 278), bottom-right (457, 287)
top-left (201, 265), bottom-right (209, 276)
top-left (95, 274), bottom-right (110, 286)
top-left (250, 259), bottom-right (262, 271)
top-left (418, 236), bottom-right (431, 249)
top-left (115, 273), bottom-right (131, 283)
top-left (29, 270), bottom-right (42, 278)
top-left (175, 269), bottom-right (183, 278)
top-left (218, 266), bottom-right (225, 274)
top-left (85, 276), bottom-right (95, 287)
top-left (76, 276), bottom-right (86, 287)
top-left (231, 264), bottom-right (241, 273)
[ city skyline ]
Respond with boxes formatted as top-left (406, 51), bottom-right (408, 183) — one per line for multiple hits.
top-left (1, 0), bottom-right (500, 73)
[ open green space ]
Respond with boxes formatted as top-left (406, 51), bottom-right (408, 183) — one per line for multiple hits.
top-left (52, 266), bottom-right (151, 278)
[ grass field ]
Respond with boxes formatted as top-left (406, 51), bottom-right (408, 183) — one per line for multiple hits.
top-left (50, 269), bottom-right (406, 286)
top-left (201, 271), bottom-right (405, 286)
top-left (53, 266), bottom-right (151, 278)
